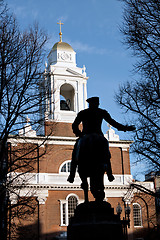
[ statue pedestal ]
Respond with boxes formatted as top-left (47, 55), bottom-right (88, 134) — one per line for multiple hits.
top-left (67, 201), bottom-right (123, 240)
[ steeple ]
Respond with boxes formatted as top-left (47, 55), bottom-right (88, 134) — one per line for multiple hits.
top-left (44, 23), bottom-right (88, 136)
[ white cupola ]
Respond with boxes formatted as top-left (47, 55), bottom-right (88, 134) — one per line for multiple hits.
top-left (44, 22), bottom-right (88, 123)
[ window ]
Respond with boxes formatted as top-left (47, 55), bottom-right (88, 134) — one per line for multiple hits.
top-left (68, 196), bottom-right (78, 220)
top-left (60, 194), bottom-right (79, 226)
top-left (60, 161), bottom-right (71, 173)
top-left (60, 83), bottom-right (75, 111)
top-left (133, 203), bottom-right (142, 227)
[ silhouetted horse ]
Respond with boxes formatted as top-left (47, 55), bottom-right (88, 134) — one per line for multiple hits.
top-left (67, 96), bottom-right (135, 202)
top-left (74, 133), bottom-right (112, 202)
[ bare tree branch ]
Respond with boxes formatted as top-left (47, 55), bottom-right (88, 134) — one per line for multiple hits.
top-left (116, 0), bottom-right (160, 172)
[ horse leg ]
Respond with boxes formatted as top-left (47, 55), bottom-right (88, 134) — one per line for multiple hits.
top-left (84, 183), bottom-right (89, 203)
top-left (90, 172), bottom-right (105, 202)
top-left (80, 177), bottom-right (89, 203)
top-left (106, 159), bottom-right (115, 182)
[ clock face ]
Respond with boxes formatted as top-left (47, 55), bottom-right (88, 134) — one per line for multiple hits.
top-left (61, 52), bottom-right (69, 60)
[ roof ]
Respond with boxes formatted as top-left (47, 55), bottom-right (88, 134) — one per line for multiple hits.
top-left (51, 42), bottom-right (74, 52)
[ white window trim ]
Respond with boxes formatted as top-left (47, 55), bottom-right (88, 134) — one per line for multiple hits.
top-left (133, 203), bottom-right (143, 228)
top-left (59, 160), bottom-right (71, 174)
top-left (59, 193), bottom-right (83, 226)
top-left (59, 160), bottom-right (78, 176)
top-left (60, 199), bottom-right (68, 226)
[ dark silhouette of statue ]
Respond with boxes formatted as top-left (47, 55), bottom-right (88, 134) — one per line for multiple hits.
top-left (67, 97), bottom-right (135, 202)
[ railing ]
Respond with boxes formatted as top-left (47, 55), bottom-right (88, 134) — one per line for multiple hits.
top-left (7, 172), bottom-right (134, 186)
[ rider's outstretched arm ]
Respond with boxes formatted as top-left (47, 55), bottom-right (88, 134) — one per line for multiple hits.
top-left (103, 110), bottom-right (135, 132)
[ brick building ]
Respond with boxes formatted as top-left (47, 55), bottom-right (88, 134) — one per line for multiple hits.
top-left (8, 31), bottom-right (157, 240)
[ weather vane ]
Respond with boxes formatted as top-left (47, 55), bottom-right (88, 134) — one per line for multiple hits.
top-left (57, 20), bottom-right (64, 42)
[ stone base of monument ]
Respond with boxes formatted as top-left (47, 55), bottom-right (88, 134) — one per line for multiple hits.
top-left (67, 201), bottom-right (124, 240)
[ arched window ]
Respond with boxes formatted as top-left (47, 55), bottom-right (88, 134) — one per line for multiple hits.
top-left (68, 196), bottom-right (78, 220)
top-left (133, 203), bottom-right (142, 227)
top-left (60, 194), bottom-right (79, 226)
top-left (60, 83), bottom-right (75, 111)
top-left (59, 161), bottom-right (71, 173)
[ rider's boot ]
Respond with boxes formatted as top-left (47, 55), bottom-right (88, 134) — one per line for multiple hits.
top-left (67, 174), bottom-right (75, 183)
top-left (108, 174), bottom-right (115, 182)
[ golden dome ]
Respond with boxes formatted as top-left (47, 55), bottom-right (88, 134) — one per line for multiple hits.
top-left (52, 42), bottom-right (74, 52)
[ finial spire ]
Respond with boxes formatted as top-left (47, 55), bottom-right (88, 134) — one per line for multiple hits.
top-left (107, 123), bottom-right (112, 130)
top-left (57, 20), bottom-right (64, 42)
top-left (26, 116), bottom-right (30, 124)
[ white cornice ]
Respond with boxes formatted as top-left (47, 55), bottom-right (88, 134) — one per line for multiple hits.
top-left (8, 134), bottom-right (132, 148)
top-left (11, 172), bottom-right (157, 205)
top-left (9, 184), bottom-right (130, 191)
top-left (8, 172), bottom-right (133, 187)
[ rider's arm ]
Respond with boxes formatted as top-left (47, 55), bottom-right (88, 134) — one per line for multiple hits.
top-left (103, 110), bottom-right (134, 132)
top-left (72, 112), bottom-right (83, 137)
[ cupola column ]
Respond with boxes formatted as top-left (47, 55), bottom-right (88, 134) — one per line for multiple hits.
top-left (84, 81), bottom-right (88, 109)
top-left (51, 73), bottom-right (54, 118)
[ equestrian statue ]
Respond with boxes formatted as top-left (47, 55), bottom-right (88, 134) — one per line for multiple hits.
top-left (67, 97), bottom-right (135, 202)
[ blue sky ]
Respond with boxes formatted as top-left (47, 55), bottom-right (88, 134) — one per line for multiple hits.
top-left (5, 0), bottom-right (144, 180)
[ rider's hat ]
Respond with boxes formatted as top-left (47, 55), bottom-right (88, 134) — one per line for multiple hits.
top-left (86, 97), bottom-right (99, 105)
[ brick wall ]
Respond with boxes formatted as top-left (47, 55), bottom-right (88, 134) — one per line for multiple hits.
top-left (131, 193), bottom-right (157, 239)
top-left (40, 190), bottom-right (94, 239)
top-left (39, 144), bottom-right (131, 175)
top-left (39, 144), bottom-right (73, 173)
top-left (9, 143), bottom-right (131, 175)
top-left (45, 121), bottom-right (75, 137)
top-left (110, 148), bottom-right (131, 175)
